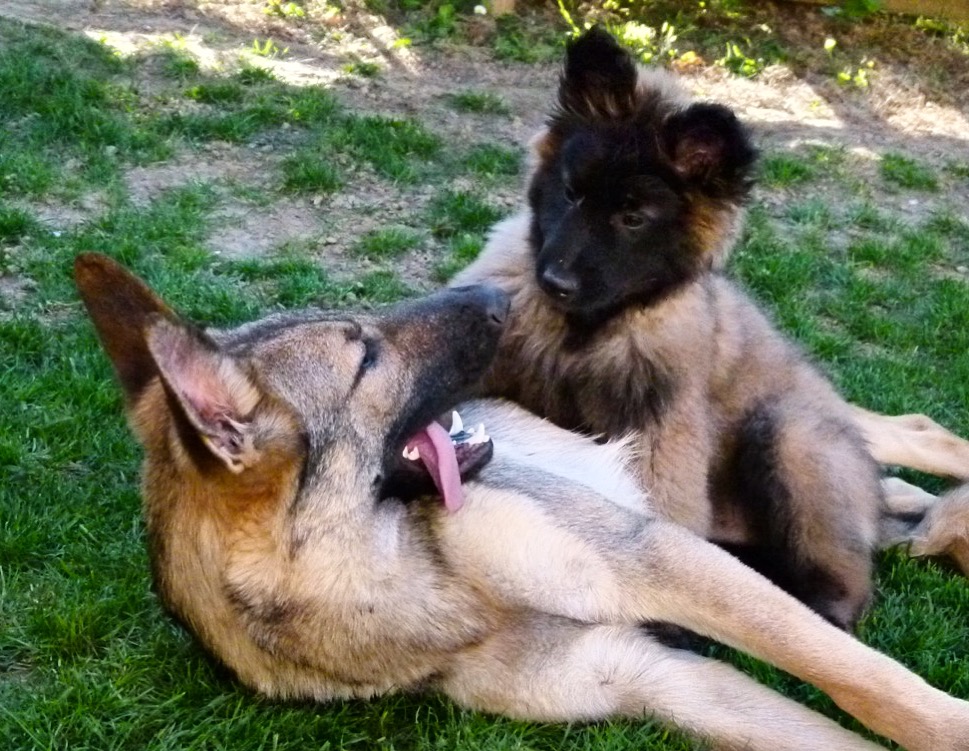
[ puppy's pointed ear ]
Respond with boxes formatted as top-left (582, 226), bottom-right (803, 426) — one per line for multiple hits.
top-left (558, 26), bottom-right (638, 120)
top-left (146, 319), bottom-right (262, 474)
top-left (74, 253), bottom-right (177, 401)
top-left (661, 103), bottom-right (757, 194)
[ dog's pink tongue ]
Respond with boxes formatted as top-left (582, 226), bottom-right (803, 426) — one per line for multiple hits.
top-left (407, 422), bottom-right (464, 512)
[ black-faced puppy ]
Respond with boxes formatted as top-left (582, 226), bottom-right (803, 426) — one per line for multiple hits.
top-left (456, 27), bottom-right (885, 629)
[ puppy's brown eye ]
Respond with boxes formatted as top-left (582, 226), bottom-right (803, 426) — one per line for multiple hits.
top-left (621, 212), bottom-right (645, 229)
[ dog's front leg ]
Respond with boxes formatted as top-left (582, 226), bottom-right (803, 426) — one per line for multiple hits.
top-left (444, 492), bottom-right (969, 751)
top-left (617, 521), bottom-right (969, 751)
top-left (851, 404), bottom-right (969, 481)
top-left (441, 618), bottom-right (884, 751)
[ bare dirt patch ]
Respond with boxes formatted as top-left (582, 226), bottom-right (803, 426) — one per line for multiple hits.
top-left (3, 0), bottom-right (967, 277)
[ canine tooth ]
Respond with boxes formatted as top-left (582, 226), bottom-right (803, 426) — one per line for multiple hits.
top-left (468, 426), bottom-right (490, 445)
top-left (403, 445), bottom-right (420, 461)
top-left (449, 411), bottom-right (464, 437)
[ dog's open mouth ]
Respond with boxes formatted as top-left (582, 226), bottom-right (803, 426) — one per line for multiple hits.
top-left (399, 411), bottom-right (493, 512)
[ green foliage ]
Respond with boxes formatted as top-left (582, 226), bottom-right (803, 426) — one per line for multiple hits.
top-left (427, 189), bottom-right (504, 238)
top-left (880, 153), bottom-right (940, 191)
top-left (342, 59), bottom-right (382, 77)
top-left (281, 153), bottom-right (343, 194)
top-left (351, 226), bottom-right (422, 259)
top-left (446, 90), bottom-right (510, 115)
top-left (326, 115), bottom-right (441, 183)
top-left (761, 154), bottom-right (816, 187)
top-left (463, 143), bottom-right (522, 177)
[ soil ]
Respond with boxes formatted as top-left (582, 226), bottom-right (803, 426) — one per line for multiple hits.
top-left (2, 0), bottom-right (967, 285)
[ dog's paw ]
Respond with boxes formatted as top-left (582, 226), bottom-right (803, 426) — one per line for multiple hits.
top-left (909, 484), bottom-right (969, 576)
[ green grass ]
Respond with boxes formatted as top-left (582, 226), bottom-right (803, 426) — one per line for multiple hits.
top-left (463, 144), bottom-right (523, 177)
top-left (280, 152), bottom-right (343, 194)
top-left (761, 154), bottom-right (816, 187)
top-left (3, 10), bottom-right (969, 751)
top-left (880, 152), bottom-right (940, 191)
top-left (446, 90), bottom-right (511, 115)
top-left (351, 226), bottom-right (423, 259)
top-left (427, 189), bottom-right (504, 238)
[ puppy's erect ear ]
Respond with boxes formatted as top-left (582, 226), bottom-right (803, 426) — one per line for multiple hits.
top-left (558, 26), bottom-right (638, 120)
top-left (74, 253), bottom-right (177, 401)
top-left (661, 103), bottom-right (757, 195)
top-left (146, 319), bottom-right (262, 474)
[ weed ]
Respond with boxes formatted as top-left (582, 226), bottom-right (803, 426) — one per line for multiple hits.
top-left (463, 143), bottom-right (522, 177)
top-left (342, 59), bottom-right (381, 78)
top-left (612, 20), bottom-right (679, 64)
top-left (156, 48), bottom-right (202, 79)
top-left (880, 153), bottom-right (939, 191)
top-left (251, 38), bottom-right (288, 58)
top-left (236, 63), bottom-right (277, 85)
top-left (427, 189), bottom-right (503, 238)
top-left (433, 232), bottom-right (483, 282)
top-left (185, 82), bottom-right (246, 104)
top-left (351, 227), bottom-right (422, 259)
top-left (327, 115), bottom-right (441, 183)
top-left (446, 90), bottom-right (510, 115)
top-left (761, 154), bottom-right (816, 187)
top-left (492, 14), bottom-right (564, 63)
top-left (281, 153), bottom-right (343, 194)
top-left (265, 0), bottom-right (306, 19)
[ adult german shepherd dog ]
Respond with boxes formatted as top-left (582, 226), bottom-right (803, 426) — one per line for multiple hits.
top-left (455, 28), bottom-right (969, 629)
top-left (76, 252), bottom-right (969, 751)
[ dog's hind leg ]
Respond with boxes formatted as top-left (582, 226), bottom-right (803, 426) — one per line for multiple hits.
top-left (443, 619), bottom-right (884, 751)
top-left (444, 496), bottom-right (969, 750)
top-left (851, 405), bottom-right (969, 481)
top-left (723, 402), bottom-right (881, 630)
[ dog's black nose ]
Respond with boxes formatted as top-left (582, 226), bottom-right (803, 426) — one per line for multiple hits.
top-left (483, 286), bottom-right (510, 325)
top-left (538, 262), bottom-right (579, 301)
top-left (451, 285), bottom-right (510, 325)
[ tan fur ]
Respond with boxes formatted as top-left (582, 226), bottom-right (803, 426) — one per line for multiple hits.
top-left (456, 212), bottom-right (882, 627)
top-left (76, 253), bottom-right (969, 751)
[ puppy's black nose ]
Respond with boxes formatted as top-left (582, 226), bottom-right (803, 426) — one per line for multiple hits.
top-left (538, 262), bottom-right (579, 300)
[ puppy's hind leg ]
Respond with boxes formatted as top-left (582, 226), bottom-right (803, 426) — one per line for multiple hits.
top-left (725, 403), bottom-right (881, 629)
top-left (443, 618), bottom-right (883, 751)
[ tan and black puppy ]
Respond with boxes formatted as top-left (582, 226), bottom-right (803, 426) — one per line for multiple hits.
top-left (457, 27), bottom-right (886, 629)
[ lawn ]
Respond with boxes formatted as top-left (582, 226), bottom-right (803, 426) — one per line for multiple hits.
top-left (2, 2), bottom-right (969, 750)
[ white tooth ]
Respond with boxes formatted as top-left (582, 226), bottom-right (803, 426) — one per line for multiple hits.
top-left (468, 428), bottom-right (490, 445)
top-left (475, 423), bottom-right (485, 437)
top-left (449, 411), bottom-right (464, 436)
top-left (403, 445), bottom-right (420, 460)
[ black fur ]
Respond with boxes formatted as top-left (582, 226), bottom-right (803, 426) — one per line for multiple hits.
top-left (712, 402), bottom-right (853, 629)
top-left (529, 27), bottom-right (757, 327)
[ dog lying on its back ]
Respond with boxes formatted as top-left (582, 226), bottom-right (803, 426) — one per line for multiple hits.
top-left (76, 252), bottom-right (969, 751)
top-left (455, 27), bottom-right (969, 629)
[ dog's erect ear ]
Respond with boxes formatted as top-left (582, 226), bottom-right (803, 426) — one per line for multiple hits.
top-left (74, 253), bottom-right (178, 401)
top-left (661, 103), bottom-right (757, 189)
top-left (146, 319), bottom-right (262, 474)
top-left (558, 26), bottom-right (638, 120)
